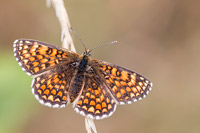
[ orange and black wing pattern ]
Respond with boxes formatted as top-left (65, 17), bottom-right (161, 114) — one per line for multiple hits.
top-left (74, 76), bottom-right (116, 120)
top-left (31, 64), bottom-right (76, 108)
top-left (94, 60), bottom-right (153, 105)
top-left (13, 39), bottom-right (78, 76)
top-left (14, 39), bottom-right (78, 108)
top-left (13, 39), bottom-right (153, 120)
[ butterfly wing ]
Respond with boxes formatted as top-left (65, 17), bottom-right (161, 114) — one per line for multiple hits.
top-left (13, 39), bottom-right (79, 76)
top-left (13, 39), bottom-right (79, 108)
top-left (32, 65), bottom-right (76, 108)
top-left (31, 61), bottom-right (78, 108)
top-left (92, 60), bottom-right (153, 105)
top-left (74, 76), bottom-right (117, 120)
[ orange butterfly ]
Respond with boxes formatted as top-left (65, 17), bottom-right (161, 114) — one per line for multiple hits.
top-left (13, 39), bottom-right (152, 120)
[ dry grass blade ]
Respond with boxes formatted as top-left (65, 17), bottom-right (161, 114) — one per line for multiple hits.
top-left (85, 117), bottom-right (97, 133)
top-left (46, 0), bottom-right (97, 132)
top-left (46, 0), bottom-right (76, 51)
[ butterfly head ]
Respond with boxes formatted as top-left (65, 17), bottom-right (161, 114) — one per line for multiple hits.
top-left (82, 40), bottom-right (118, 57)
top-left (70, 27), bottom-right (117, 57)
top-left (83, 49), bottom-right (92, 56)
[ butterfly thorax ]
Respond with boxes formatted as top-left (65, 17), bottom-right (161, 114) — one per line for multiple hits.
top-left (78, 55), bottom-right (89, 70)
top-left (69, 55), bottom-right (89, 102)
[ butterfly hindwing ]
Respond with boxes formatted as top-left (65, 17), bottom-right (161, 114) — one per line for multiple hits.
top-left (32, 64), bottom-right (76, 108)
top-left (13, 39), bottom-right (79, 76)
top-left (74, 76), bottom-right (117, 120)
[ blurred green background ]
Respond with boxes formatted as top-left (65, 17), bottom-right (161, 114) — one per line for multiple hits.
top-left (1, 0), bottom-right (200, 133)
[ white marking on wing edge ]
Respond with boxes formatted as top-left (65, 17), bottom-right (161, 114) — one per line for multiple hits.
top-left (18, 62), bottom-right (22, 66)
top-left (133, 99), bottom-right (137, 102)
top-left (80, 111), bottom-right (86, 116)
top-left (94, 104), bottom-right (117, 120)
top-left (138, 97), bottom-right (142, 100)
top-left (32, 88), bottom-right (35, 95)
top-left (87, 114), bottom-right (94, 119)
top-left (26, 72), bottom-right (32, 76)
top-left (127, 101), bottom-right (132, 104)
top-left (74, 108), bottom-right (79, 113)
top-left (120, 102), bottom-right (125, 105)
top-left (44, 102), bottom-right (52, 107)
top-left (146, 90), bottom-right (150, 95)
top-left (60, 104), bottom-right (66, 108)
top-left (143, 94), bottom-right (146, 98)
top-left (14, 53), bottom-right (17, 56)
top-left (13, 43), bottom-right (16, 48)
top-left (96, 116), bottom-right (100, 120)
top-left (13, 48), bottom-right (16, 52)
top-left (14, 40), bottom-right (18, 44)
top-left (108, 111), bottom-right (113, 117)
top-left (34, 94), bottom-right (39, 100)
top-left (25, 41), bottom-right (31, 44)
top-left (39, 99), bottom-right (44, 105)
top-left (15, 57), bottom-right (19, 61)
top-left (101, 114), bottom-right (107, 119)
top-left (97, 102), bottom-right (117, 120)
top-left (150, 82), bottom-right (153, 87)
top-left (52, 104), bottom-right (59, 108)
top-left (22, 68), bottom-right (25, 71)
top-left (149, 87), bottom-right (152, 91)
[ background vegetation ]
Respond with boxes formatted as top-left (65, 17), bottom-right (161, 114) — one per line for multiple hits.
top-left (0, 0), bottom-right (200, 133)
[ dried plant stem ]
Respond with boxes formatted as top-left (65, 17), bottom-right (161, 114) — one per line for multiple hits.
top-left (85, 118), bottom-right (97, 133)
top-left (46, 0), bottom-right (97, 133)
top-left (46, 0), bottom-right (76, 51)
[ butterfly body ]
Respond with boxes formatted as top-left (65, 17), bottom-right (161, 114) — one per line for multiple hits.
top-left (13, 39), bottom-right (152, 120)
top-left (69, 55), bottom-right (89, 102)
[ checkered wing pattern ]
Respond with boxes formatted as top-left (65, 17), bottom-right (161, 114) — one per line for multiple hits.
top-left (74, 76), bottom-right (117, 120)
top-left (13, 39), bottom-right (79, 108)
top-left (31, 64), bottom-right (75, 108)
top-left (13, 38), bottom-right (153, 120)
top-left (95, 60), bottom-right (153, 105)
top-left (13, 39), bottom-right (78, 76)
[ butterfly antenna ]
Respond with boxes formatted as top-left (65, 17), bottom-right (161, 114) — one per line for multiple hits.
top-left (70, 27), bottom-right (87, 51)
top-left (89, 40), bottom-right (118, 53)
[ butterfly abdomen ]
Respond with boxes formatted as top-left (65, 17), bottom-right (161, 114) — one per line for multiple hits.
top-left (69, 55), bottom-right (89, 102)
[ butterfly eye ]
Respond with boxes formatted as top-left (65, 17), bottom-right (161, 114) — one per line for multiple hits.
top-left (71, 62), bottom-right (78, 67)
top-left (83, 51), bottom-right (87, 55)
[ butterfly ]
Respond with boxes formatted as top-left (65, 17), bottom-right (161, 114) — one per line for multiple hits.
top-left (13, 39), bottom-right (152, 120)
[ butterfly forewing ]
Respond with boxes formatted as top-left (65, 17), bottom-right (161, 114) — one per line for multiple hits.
top-left (92, 60), bottom-right (153, 105)
top-left (13, 39), bottom-right (79, 76)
